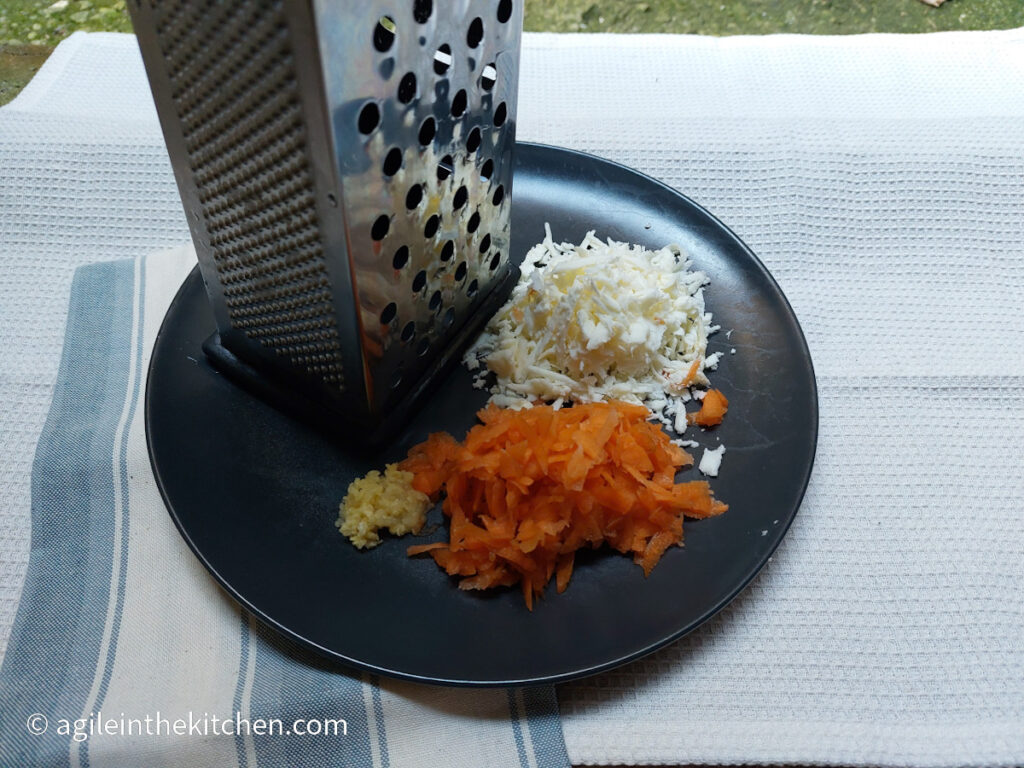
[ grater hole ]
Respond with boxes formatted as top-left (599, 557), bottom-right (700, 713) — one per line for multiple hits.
top-left (383, 147), bottom-right (403, 176)
top-left (440, 239), bottom-right (455, 261)
top-left (373, 16), bottom-right (396, 52)
top-left (481, 63), bottom-right (497, 91)
top-left (497, 0), bottom-right (513, 23)
top-left (392, 245), bottom-right (410, 269)
top-left (437, 154), bottom-right (454, 180)
top-left (451, 89), bottom-right (467, 117)
top-left (412, 0), bottom-right (432, 23)
top-left (466, 17), bottom-right (483, 48)
top-left (405, 184), bottom-right (423, 210)
top-left (372, 215), bottom-right (391, 240)
top-left (429, 290), bottom-right (442, 311)
top-left (490, 252), bottom-right (502, 270)
top-left (401, 321), bottom-right (416, 342)
top-left (493, 102), bottom-right (508, 127)
top-left (358, 102), bottom-right (380, 134)
top-left (413, 270), bottom-right (427, 292)
top-left (466, 127), bottom-right (482, 153)
top-left (433, 44), bottom-right (452, 75)
top-left (418, 116), bottom-right (436, 145)
top-left (443, 306), bottom-right (456, 328)
top-left (455, 261), bottom-right (468, 281)
top-left (417, 338), bottom-right (430, 357)
top-left (453, 185), bottom-right (468, 209)
top-left (380, 302), bottom-right (397, 324)
top-left (397, 72), bottom-right (417, 103)
top-left (493, 184), bottom-right (505, 205)
top-left (467, 278), bottom-right (479, 297)
top-left (467, 211), bottom-right (481, 233)
top-left (424, 214), bottom-right (440, 239)
top-left (479, 233), bottom-right (492, 253)
top-left (480, 159), bottom-right (494, 180)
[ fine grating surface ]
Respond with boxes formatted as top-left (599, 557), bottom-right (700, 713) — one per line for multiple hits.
top-left (151, 0), bottom-right (345, 387)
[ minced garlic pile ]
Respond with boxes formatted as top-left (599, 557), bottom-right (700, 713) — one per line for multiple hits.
top-left (336, 463), bottom-right (430, 549)
top-left (465, 225), bottom-right (718, 428)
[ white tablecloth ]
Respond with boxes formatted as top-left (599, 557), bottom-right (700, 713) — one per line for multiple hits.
top-left (2, 29), bottom-right (1024, 766)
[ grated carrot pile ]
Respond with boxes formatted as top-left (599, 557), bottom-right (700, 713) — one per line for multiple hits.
top-left (400, 401), bottom-right (728, 609)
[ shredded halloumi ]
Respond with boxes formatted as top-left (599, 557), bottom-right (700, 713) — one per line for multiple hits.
top-left (465, 226), bottom-right (715, 426)
top-left (698, 444), bottom-right (726, 477)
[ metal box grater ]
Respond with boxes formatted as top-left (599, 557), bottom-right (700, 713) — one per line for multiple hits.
top-left (129, 0), bottom-right (523, 441)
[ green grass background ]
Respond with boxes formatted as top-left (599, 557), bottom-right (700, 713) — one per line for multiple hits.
top-left (2, 0), bottom-right (1024, 104)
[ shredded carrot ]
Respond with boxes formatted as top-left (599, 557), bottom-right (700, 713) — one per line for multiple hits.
top-left (688, 388), bottom-right (729, 427)
top-left (400, 401), bottom-right (727, 608)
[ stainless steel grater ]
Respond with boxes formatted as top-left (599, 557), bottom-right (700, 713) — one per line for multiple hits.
top-left (129, 0), bottom-right (523, 440)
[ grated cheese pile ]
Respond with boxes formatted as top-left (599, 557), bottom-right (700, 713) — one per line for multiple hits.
top-left (465, 225), bottom-right (718, 427)
top-left (336, 464), bottom-right (430, 549)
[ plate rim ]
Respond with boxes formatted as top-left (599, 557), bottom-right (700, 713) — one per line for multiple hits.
top-left (145, 141), bottom-right (819, 687)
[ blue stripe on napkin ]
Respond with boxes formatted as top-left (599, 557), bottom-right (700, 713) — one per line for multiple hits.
top-left (0, 260), bottom-right (137, 768)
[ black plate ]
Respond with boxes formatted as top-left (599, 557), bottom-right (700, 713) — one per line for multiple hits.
top-left (147, 143), bottom-right (817, 686)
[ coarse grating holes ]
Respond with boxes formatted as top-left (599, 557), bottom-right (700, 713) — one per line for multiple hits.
top-left (392, 245), bottom-right (409, 269)
top-left (371, 214), bottom-right (390, 240)
top-left (493, 102), bottom-right (507, 127)
top-left (405, 183), bottom-right (423, 209)
top-left (453, 185), bottom-right (468, 209)
top-left (467, 211), bottom-right (481, 233)
top-left (424, 214), bottom-right (440, 238)
top-left (492, 184), bottom-right (505, 205)
top-left (397, 72), bottom-right (417, 103)
top-left (412, 269), bottom-right (427, 292)
top-left (412, 0), bottom-right (431, 23)
top-left (433, 44), bottom-right (452, 75)
top-left (479, 233), bottom-right (491, 253)
top-left (417, 338), bottom-right (430, 356)
top-left (497, 0), bottom-right (513, 23)
top-left (383, 147), bottom-right (402, 176)
top-left (489, 252), bottom-right (502, 270)
top-left (450, 89), bottom-right (467, 117)
top-left (480, 159), bottom-right (494, 180)
top-left (466, 17), bottom-right (483, 48)
top-left (358, 102), bottom-right (380, 134)
top-left (373, 16), bottom-right (396, 52)
top-left (467, 279), bottom-right (479, 297)
top-left (443, 306), bottom-right (456, 328)
top-left (481, 63), bottom-right (497, 91)
top-left (466, 127), bottom-right (481, 153)
top-left (380, 302), bottom-right (397, 324)
top-left (454, 261), bottom-right (467, 281)
top-left (429, 290), bottom-right (442, 311)
top-left (440, 239), bottom-right (455, 261)
top-left (437, 154), bottom-right (454, 180)
top-left (379, 57), bottom-right (395, 80)
top-left (418, 116), bottom-right (436, 145)
top-left (401, 321), bottom-right (416, 342)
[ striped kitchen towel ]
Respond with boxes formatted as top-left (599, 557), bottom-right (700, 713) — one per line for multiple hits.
top-left (0, 244), bottom-right (570, 768)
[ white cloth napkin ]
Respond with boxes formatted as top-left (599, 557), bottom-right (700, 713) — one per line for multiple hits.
top-left (2, 28), bottom-right (1024, 767)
